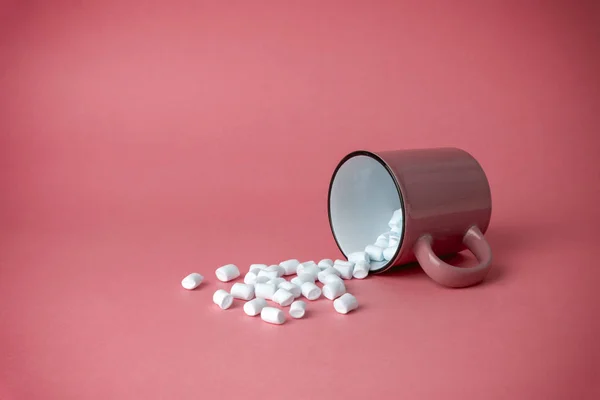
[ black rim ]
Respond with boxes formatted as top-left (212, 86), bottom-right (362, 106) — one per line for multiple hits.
top-left (327, 150), bottom-right (406, 274)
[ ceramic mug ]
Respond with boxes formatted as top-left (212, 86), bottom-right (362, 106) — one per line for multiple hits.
top-left (327, 147), bottom-right (492, 288)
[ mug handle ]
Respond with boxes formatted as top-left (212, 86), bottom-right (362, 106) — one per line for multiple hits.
top-left (413, 226), bottom-right (492, 288)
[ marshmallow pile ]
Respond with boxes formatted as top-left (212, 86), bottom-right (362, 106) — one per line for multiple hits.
top-left (364, 209), bottom-right (403, 270)
top-left (181, 209), bottom-right (403, 325)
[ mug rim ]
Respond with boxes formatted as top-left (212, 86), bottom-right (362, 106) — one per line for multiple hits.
top-left (327, 150), bottom-right (406, 274)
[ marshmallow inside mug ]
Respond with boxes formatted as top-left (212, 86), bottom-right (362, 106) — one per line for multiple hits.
top-left (329, 153), bottom-right (403, 271)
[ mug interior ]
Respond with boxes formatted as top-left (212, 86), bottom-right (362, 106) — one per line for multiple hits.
top-left (328, 152), bottom-right (403, 271)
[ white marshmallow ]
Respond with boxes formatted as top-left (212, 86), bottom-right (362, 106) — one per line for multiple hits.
top-left (376, 233), bottom-right (389, 246)
top-left (249, 264), bottom-right (268, 273)
top-left (390, 225), bottom-right (402, 234)
top-left (369, 260), bottom-right (388, 271)
top-left (279, 259), bottom-right (300, 276)
top-left (301, 282), bottom-right (321, 300)
top-left (323, 274), bottom-right (344, 285)
top-left (317, 267), bottom-right (341, 284)
top-left (215, 264), bottom-right (240, 282)
top-left (299, 260), bottom-right (317, 267)
top-left (353, 260), bottom-right (370, 279)
top-left (267, 277), bottom-right (286, 288)
top-left (383, 246), bottom-right (397, 261)
top-left (279, 281), bottom-right (301, 298)
top-left (213, 289), bottom-right (233, 309)
top-left (389, 236), bottom-right (400, 248)
top-left (290, 277), bottom-right (304, 286)
top-left (230, 283), bottom-right (255, 300)
top-left (244, 271), bottom-right (258, 285)
top-left (289, 301), bottom-right (306, 319)
top-left (243, 298), bottom-right (267, 316)
top-left (255, 275), bottom-right (270, 284)
top-left (377, 232), bottom-right (390, 241)
top-left (318, 259), bottom-right (334, 269)
top-left (333, 293), bottom-right (358, 314)
top-left (375, 238), bottom-right (389, 248)
top-left (291, 273), bottom-right (316, 286)
top-left (272, 288), bottom-right (295, 306)
top-left (254, 283), bottom-right (277, 300)
top-left (261, 307), bottom-right (286, 325)
top-left (181, 273), bottom-right (204, 290)
top-left (306, 266), bottom-right (322, 278)
top-left (348, 252), bottom-right (369, 264)
top-left (297, 261), bottom-right (320, 277)
top-left (388, 209), bottom-right (403, 227)
top-left (322, 280), bottom-right (346, 300)
top-left (365, 245), bottom-right (384, 261)
top-left (257, 269), bottom-right (279, 280)
top-left (266, 265), bottom-right (285, 277)
top-left (333, 260), bottom-right (354, 280)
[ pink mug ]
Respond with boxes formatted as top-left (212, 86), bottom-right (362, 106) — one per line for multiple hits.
top-left (327, 148), bottom-right (492, 288)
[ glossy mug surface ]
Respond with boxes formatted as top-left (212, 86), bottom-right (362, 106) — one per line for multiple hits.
top-left (328, 148), bottom-right (492, 288)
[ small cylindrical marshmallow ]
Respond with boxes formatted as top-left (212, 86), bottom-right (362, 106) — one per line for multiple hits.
top-left (279, 281), bottom-right (301, 298)
top-left (388, 209), bottom-right (403, 227)
top-left (369, 260), bottom-right (387, 271)
top-left (388, 231), bottom-right (400, 239)
top-left (317, 267), bottom-right (341, 284)
top-left (181, 273), bottom-right (204, 290)
top-left (333, 260), bottom-right (354, 280)
top-left (334, 259), bottom-right (353, 265)
top-left (289, 301), bottom-right (306, 319)
top-left (365, 245), bottom-right (384, 262)
top-left (255, 275), bottom-right (270, 284)
top-left (353, 260), bottom-right (370, 279)
top-left (272, 288), bottom-right (295, 306)
top-left (388, 236), bottom-right (400, 248)
top-left (299, 260), bottom-right (317, 267)
top-left (230, 283), bottom-right (255, 300)
top-left (296, 261), bottom-right (320, 277)
top-left (249, 264), bottom-right (268, 273)
top-left (257, 269), bottom-right (279, 280)
top-left (213, 289), bottom-right (233, 309)
top-left (290, 277), bottom-right (303, 286)
top-left (318, 259), bottom-right (334, 269)
top-left (322, 279), bottom-right (346, 300)
top-left (302, 265), bottom-right (321, 278)
top-left (383, 246), bottom-right (397, 261)
top-left (333, 293), bottom-right (358, 314)
top-left (265, 265), bottom-right (285, 277)
top-left (375, 238), bottom-right (389, 248)
top-left (244, 271), bottom-right (258, 285)
top-left (377, 232), bottom-right (390, 241)
top-left (301, 282), bottom-right (321, 300)
top-left (261, 307), bottom-right (285, 325)
top-left (323, 273), bottom-right (344, 285)
top-left (291, 273), bottom-right (316, 286)
top-left (376, 233), bottom-right (389, 247)
top-left (279, 259), bottom-right (300, 276)
top-left (215, 264), bottom-right (240, 282)
top-left (254, 283), bottom-right (277, 300)
top-left (243, 298), bottom-right (267, 316)
top-left (348, 252), bottom-right (370, 264)
top-left (267, 277), bottom-right (286, 288)
top-left (390, 225), bottom-right (402, 234)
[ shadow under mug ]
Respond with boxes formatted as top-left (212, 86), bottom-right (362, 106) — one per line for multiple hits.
top-left (327, 147), bottom-right (493, 288)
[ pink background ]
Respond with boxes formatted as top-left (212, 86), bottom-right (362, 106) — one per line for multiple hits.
top-left (1, 1), bottom-right (599, 399)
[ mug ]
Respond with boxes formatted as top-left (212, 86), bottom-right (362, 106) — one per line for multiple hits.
top-left (327, 147), bottom-right (492, 288)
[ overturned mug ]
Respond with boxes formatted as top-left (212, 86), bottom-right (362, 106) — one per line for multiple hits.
top-left (328, 148), bottom-right (492, 288)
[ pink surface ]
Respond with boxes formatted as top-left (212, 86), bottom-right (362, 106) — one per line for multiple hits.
top-left (1, 1), bottom-right (599, 399)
